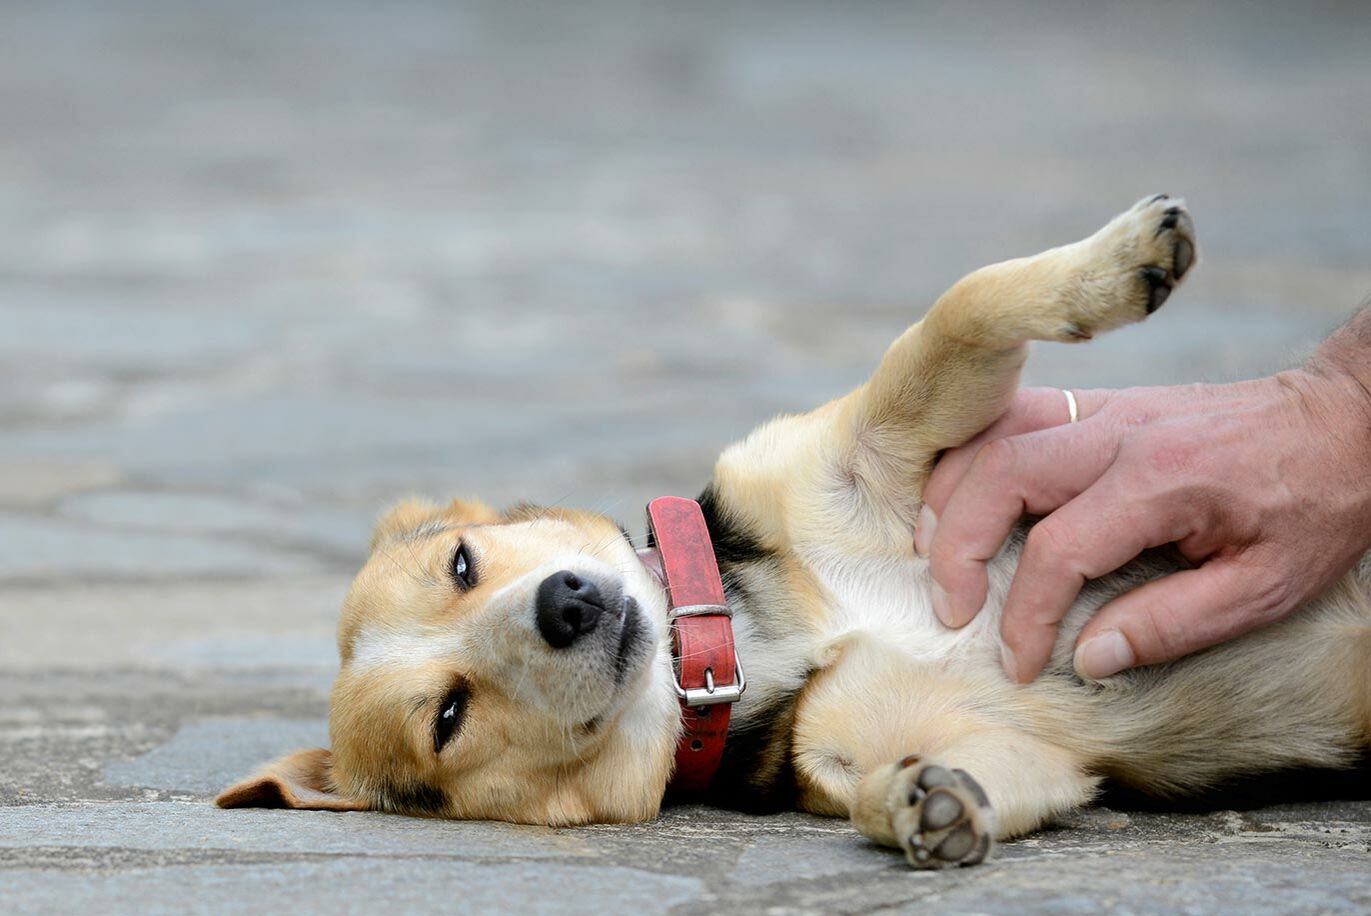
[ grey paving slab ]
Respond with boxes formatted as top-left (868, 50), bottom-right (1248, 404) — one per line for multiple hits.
top-left (0, 802), bottom-right (598, 860)
top-left (0, 580), bottom-right (342, 672)
top-left (2, 860), bottom-right (704, 916)
top-left (3, 0), bottom-right (1371, 912)
top-left (103, 719), bottom-right (332, 796)
top-left (0, 515), bottom-right (323, 580)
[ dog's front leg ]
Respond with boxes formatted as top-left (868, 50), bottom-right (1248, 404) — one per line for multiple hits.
top-left (791, 636), bottom-right (1098, 868)
top-left (839, 194), bottom-right (1196, 522)
top-left (848, 734), bottom-right (1097, 869)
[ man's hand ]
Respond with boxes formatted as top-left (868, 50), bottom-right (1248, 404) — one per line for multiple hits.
top-left (915, 364), bottom-right (1371, 684)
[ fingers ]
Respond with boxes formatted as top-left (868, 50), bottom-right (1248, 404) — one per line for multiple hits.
top-left (925, 419), bottom-right (1120, 628)
top-left (921, 389), bottom-right (1074, 519)
top-left (1072, 557), bottom-right (1284, 679)
top-left (920, 388), bottom-right (1113, 520)
top-left (997, 476), bottom-right (1193, 683)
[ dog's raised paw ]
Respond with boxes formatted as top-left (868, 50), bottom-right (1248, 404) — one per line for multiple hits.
top-left (1106, 193), bottom-right (1197, 311)
top-left (1132, 193), bottom-right (1195, 310)
top-left (888, 758), bottom-right (995, 869)
top-left (1058, 194), bottom-right (1198, 341)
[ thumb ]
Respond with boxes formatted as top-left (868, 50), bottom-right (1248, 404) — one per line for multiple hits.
top-left (1072, 558), bottom-right (1276, 679)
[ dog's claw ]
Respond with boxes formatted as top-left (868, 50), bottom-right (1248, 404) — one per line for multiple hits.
top-left (1173, 237), bottom-right (1194, 279)
top-left (1141, 266), bottom-right (1172, 314)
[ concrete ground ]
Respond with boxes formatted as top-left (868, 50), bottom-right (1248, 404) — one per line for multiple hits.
top-left (2, 1), bottom-right (1370, 913)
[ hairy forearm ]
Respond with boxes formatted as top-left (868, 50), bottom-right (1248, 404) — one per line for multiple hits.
top-left (1310, 304), bottom-right (1371, 410)
top-left (1295, 302), bottom-right (1371, 566)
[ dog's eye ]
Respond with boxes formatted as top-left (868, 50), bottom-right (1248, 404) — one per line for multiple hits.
top-left (451, 542), bottom-right (476, 591)
top-left (434, 684), bottom-right (470, 753)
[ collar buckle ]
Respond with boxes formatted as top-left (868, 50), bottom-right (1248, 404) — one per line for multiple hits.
top-left (670, 649), bottom-right (746, 708)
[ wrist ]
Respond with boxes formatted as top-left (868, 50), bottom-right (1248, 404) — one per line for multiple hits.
top-left (1282, 322), bottom-right (1371, 550)
top-left (1280, 364), bottom-right (1371, 450)
top-left (1308, 306), bottom-right (1371, 421)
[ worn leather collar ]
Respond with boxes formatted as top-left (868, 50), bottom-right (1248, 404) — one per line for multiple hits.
top-left (636, 496), bottom-right (744, 793)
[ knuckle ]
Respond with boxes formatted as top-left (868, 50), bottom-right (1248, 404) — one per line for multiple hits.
top-left (1266, 578), bottom-right (1302, 616)
top-left (1121, 410), bottom-right (1154, 430)
top-left (1023, 522), bottom-right (1078, 575)
top-left (929, 550), bottom-right (979, 598)
top-left (1002, 620), bottom-right (1051, 670)
top-left (1149, 612), bottom-right (1189, 661)
top-left (1246, 565), bottom-right (1303, 623)
top-left (999, 617), bottom-right (1032, 655)
top-left (1139, 437), bottom-right (1203, 479)
top-left (1128, 603), bottom-right (1183, 662)
top-left (926, 456), bottom-right (972, 508)
top-left (1099, 391), bottom-right (1153, 428)
top-left (928, 552), bottom-right (967, 589)
top-left (975, 437), bottom-right (1021, 479)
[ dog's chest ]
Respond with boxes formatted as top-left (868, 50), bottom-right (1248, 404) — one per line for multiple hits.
top-left (708, 547), bottom-right (1015, 808)
top-left (726, 552), bottom-right (1005, 724)
top-left (809, 554), bottom-right (1002, 665)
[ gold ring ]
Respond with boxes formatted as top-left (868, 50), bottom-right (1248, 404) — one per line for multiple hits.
top-left (1063, 389), bottom-right (1079, 424)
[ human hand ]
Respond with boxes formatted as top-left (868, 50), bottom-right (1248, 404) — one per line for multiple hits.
top-left (914, 370), bottom-right (1371, 684)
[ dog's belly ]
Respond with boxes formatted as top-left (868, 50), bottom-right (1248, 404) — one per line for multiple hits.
top-left (812, 553), bottom-right (1005, 670)
top-left (804, 524), bottom-right (1176, 676)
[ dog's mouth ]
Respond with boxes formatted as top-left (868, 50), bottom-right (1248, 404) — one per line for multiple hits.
top-left (611, 596), bottom-right (646, 684)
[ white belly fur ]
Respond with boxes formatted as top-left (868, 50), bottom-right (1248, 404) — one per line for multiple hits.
top-left (813, 554), bottom-right (1004, 669)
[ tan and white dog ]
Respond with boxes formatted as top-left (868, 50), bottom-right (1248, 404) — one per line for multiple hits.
top-left (219, 196), bottom-right (1371, 868)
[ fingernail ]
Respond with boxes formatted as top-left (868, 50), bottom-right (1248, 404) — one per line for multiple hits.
top-left (914, 505), bottom-right (937, 558)
top-left (931, 580), bottom-right (954, 627)
top-left (1075, 630), bottom-right (1136, 679)
top-left (1000, 642), bottom-right (1020, 683)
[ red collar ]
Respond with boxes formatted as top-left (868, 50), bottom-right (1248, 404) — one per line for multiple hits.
top-left (636, 496), bottom-right (745, 793)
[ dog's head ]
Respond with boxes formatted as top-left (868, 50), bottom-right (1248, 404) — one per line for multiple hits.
top-left (218, 498), bottom-right (680, 825)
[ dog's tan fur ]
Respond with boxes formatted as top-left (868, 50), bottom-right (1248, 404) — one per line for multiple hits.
top-left (220, 197), bottom-right (1371, 867)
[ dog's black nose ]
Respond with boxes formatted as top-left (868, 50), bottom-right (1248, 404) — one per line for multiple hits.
top-left (535, 571), bottom-right (604, 648)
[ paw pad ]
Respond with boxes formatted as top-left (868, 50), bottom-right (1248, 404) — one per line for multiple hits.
top-left (891, 761), bottom-right (995, 869)
top-left (921, 789), bottom-right (963, 829)
top-left (917, 764), bottom-right (957, 790)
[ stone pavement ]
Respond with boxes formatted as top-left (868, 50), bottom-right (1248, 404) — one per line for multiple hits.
top-left (2, 1), bottom-right (1370, 913)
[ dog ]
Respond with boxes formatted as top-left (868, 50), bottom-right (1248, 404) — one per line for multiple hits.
top-left (218, 196), bottom-right (1371, 868)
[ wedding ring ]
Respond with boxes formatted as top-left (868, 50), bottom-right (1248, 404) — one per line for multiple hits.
top-left (1063, 389), bottom-right (1079, 424)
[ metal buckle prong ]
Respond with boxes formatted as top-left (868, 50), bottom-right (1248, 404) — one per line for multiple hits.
top-left (671, 652), bottom-right (746, 708)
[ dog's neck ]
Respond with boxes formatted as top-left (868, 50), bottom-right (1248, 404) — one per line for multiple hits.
top-left (636, 496), bottom-right (744, 794)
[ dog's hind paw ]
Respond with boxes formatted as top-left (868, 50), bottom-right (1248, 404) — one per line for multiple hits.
top-left (890, 757), bottom-right (995, 869)
top-left (1061, 193), bottom-right (1197, 339)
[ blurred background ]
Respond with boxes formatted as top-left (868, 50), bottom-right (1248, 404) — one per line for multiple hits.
top-left (2, 1), bottom-right (1371, 909)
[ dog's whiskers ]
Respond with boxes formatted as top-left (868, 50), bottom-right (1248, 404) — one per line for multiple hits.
top-left (401, 537), bottom-right (438, 586)
top-left (373, 544), bottom-right (433, 588)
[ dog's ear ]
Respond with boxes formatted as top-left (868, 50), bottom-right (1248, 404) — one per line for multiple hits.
top-left (371, 497), bottom-right (503, 549)
top-left (443, 498), bottom-right (502, 525)
top-left (371, 498), bottom-right (442, 549)
top-left (216, 748), bottom-right (369, 812)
